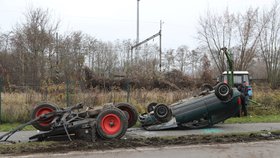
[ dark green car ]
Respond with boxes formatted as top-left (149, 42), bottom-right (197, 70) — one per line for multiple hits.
top-left (139, 83), bottom-right (241, 130)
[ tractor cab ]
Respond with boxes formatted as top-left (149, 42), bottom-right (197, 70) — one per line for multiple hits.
top-left (221, 71), bottom-right (253, 98)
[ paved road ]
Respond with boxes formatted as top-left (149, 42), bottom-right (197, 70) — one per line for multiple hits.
top-left (7, 140), bottom-right (280, 158)
top-left (127, 122), bottom-right (280, 138)
top-left (1, 122), bottom-right (280, 142)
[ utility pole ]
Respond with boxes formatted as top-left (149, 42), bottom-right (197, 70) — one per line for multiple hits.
top-left (135, 0), bottom-right (140, 61)
top-left (137, 0), bottom-right (140, 45)
top-left (159, 20), bottom-right (163, 71)
top-left (131, 21), bottom-right (163, 72)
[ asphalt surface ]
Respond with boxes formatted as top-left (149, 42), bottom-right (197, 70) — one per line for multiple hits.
top-left (9, 140), bottom-right (280, 158)
top-left (1, 122), bottom-right (280, 142)
top-left (127, 122), bottom-right (280, 138)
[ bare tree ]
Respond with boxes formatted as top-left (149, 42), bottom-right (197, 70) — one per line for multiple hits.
top-left (259, 2), bottom-right (280, 88)
top-left (175, 45), bottom-right (190, 73)
top-left (198, 8), bottom-right (235, 73)
top-left (11, 7), bottom-right (59, 86)
top-left (200, 53), bottom-right (213, 84)
top-left (234, 8), bottom-right (264, 70)
top-left (164, 49), bottom-right (175, 72)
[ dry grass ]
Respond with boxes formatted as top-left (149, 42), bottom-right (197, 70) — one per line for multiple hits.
top-left (1, 84), bottom-right (279, 123)
top-left (0, 89), bottom-right (196, 123)
top-left (250, 86), bottom-right (280, 115)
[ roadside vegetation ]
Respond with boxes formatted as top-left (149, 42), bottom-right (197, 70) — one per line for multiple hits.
top-left (0, 84), bottom-right (279, 126)
top-left (0, 123), bottom-right (35, 132)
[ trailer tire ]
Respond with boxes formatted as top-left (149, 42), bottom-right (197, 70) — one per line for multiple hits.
top-left (96, 108), bottom-right (128, 139)
top-left (215, 83), bottom-right (233, 101)
top-left (31, 103), bottom-right (58, 131)
top-left (154, 104), bottom-right (172, 123)
top-left (115, 103), bottom-right (138, 128)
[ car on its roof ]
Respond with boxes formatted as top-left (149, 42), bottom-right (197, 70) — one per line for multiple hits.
top-left (138, 83), bottom-right (241, 130)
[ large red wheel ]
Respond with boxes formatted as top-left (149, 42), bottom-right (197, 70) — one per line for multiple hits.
top-left (96, 108), bottom-right (128, 139)
top-left (115, 103), bottom-right (138, 128)
top-left (31, 103), bottom-right (58, 131)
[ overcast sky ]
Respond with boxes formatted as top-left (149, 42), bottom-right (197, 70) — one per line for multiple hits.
top-left (0, 0), bottom-right (277, 50)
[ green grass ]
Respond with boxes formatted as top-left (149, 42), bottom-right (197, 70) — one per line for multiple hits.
top-left (225, 115), bottom-right (280, 124)
top-left (0, 123), bottom-right (35, 132)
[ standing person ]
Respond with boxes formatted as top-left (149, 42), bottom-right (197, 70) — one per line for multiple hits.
top-left (240, 81), bottom-right (249, 116)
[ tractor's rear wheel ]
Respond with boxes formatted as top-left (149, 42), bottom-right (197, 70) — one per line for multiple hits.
top-left (31, 103), bottom-right (58, 131)
top-left (96, 108), bottom-right (128, 139)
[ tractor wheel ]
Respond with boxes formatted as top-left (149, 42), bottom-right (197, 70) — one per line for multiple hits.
top-left (154, 104), bottom-right (172, 123)
top-left (215, 83), bottom-right (233, 101)
top-left (96, 108), bottom-right (128, 139)
top-left (31, 103), bottom-right (58, 131)
top-left (147, 102), bottom-right (157, 113)
top-left (115, 103), bottom-right (138, 128)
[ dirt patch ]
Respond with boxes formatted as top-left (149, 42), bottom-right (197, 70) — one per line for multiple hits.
top-left (1, 131), bottom-right (280, 156)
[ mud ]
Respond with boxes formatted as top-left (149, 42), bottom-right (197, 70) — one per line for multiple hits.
top-left (1, 131), bottom-right (280, 156)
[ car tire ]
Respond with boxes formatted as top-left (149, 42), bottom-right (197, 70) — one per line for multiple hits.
top-left (96, 107), bottom-right (128, 139)
top-left (215, 83), bottom-right (233, 101)
top-left (115, 103), bottom-right (138, 128)
top-left (147, 102), bottom-right (157, 113)
top-left (31, 102), bottom-right (58, 131)
top-left (154, 104), bottom-right (172, 123)
top-left (201, 83), bottom-right (214, 91)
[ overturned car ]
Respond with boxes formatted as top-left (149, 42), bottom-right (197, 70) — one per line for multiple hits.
top-left (139, 83), bottom-right (241, 130)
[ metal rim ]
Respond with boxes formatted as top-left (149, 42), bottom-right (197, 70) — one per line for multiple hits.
top-left (156, 105), bottom-right (168, 118)
top-left (35, 107), bottom-right (55, 126)
top-left (101, 114), bottom-right (121, 135)
top-left (218, 85), bottom-right (229, 96)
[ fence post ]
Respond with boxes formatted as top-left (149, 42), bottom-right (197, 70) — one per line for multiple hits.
top-left (126, 79), bottom-right (130, 102)
top-left (0, 77), bottom-right (2, 123)
top-left (66, 80), bottom-right (70, 107)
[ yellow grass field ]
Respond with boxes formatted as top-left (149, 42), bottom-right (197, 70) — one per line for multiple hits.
top-left (0, 89), bottom-right (195, 123)
top-left (0, 85), bottom-right (279, 123)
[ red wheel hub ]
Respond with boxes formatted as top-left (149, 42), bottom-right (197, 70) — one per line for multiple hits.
top-left (35, 107), bottom-right (54, 126)
top-left (101, 114), bottom-right (121, 135)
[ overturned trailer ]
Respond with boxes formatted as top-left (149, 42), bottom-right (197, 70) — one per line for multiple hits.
top-left (139, 83), bottom-right (242, 130)
top-left (0, 102), bottom-right (138, 142)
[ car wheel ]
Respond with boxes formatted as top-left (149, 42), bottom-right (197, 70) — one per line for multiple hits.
top-left (147, 102), bottom-right (157, 113)
top-left (115, 103), bottom-right (138, 128)
top-left (154, 104), bottom-right (172, 123)
top-left (96, 108), bottom-right (128, 139)
top-left (31, 103), bottom-right (58, 131)
top-left (201, 84), bottom-right (214, 91)
top-left (215, 83), bottom-right (233, 101)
